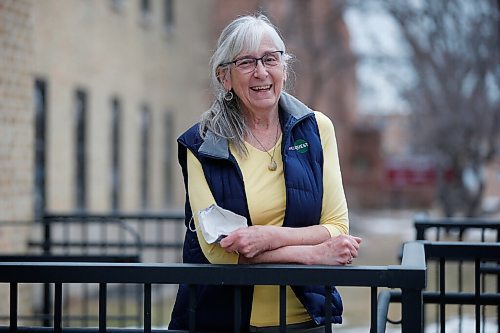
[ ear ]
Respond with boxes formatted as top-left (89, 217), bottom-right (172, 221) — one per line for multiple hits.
top-left (217, 66), bottom-right (232, 91)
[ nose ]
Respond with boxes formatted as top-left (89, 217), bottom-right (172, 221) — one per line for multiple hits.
top-left (253, 59), bottom-right (268, 77)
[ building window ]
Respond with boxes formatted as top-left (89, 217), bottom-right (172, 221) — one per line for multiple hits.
top-left (75, 89), bottom-right (87, 211)
top-left (140, 0), bottom-right (152, 27)
top-left (111, 97), bottom-right (122, 212)
top-left (163, 0), bottom-right (174, 34)
top-left (109, 0), bottom-right (125, 12)
top-left (34, 79), bottom-right (47, 219)
top-left (141, 0), bottom-right (151, 13)
top-left (140, 105), bottom-right (151, 210)
top-left (163, 111), bottom-right (174, 206)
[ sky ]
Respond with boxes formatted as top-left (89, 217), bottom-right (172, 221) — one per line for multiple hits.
top-left (344, 5), bottom-right (411, 114)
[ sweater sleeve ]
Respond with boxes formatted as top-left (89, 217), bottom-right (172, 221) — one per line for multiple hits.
top-left (186, 149), bottom-right (239, 264)
top-left (315, 112), bottom-right (349, 236)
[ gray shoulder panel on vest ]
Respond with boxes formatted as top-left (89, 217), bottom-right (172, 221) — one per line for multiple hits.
top-left (198, 130), bottom-right (229, 159)
top-left (279, 92), bottom-right (313, 120)
top-left (198, 92), bottom-right (312, 159)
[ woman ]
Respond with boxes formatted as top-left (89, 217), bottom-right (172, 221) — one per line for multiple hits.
top-left (169, 14), bottom-right (361, 333)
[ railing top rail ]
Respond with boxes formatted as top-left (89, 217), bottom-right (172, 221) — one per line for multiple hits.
top-left (414, 217), bottom-right (500, 229)
top-left (0, 212), bottom-right (186, 225)
top-left (0, 241), bottom-right (425, 288)
top-left (42, 211), bottom-right (185, 222)
top-left (0, 262), bottom-right (424, 288)
top-left (421, 241), bottom-right (500, 260)
top-left (0, 255), bottom-right (140, 263)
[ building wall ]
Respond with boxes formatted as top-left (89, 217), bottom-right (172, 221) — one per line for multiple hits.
top-left (0, 0), bottom-right (33, 227)
top-left (0, 0), bottom-right (34, 320)
top-left (484, 157), bottom-right (500, 214)
top-left (32, 0), bottom-right (214, 213)
top-left (0, 0), bottom-right (214, 320)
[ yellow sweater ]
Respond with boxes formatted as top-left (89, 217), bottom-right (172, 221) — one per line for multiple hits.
top-left (186, 111), bottom-right (349, 326)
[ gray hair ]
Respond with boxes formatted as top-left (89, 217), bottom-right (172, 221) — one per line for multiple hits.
top-left (199, 14), bottom-right (291, 157)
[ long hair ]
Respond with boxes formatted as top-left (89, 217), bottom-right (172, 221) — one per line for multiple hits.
top-left (200, 14), bottom-right (291, 157)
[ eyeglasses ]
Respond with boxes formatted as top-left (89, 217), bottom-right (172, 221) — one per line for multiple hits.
top-left (221, 51), bottom-right (284, 74)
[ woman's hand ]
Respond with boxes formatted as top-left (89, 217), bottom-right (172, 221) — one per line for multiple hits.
top-left (311, 234), bottom-right (362, 265)
top-left (220, 226), bottom-right (362, 266)
top-left (219, 225), bottom-right (279, 258)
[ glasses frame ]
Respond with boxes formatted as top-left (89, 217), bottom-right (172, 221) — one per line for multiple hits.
top-left (220, 50), bottom-right (284, 73)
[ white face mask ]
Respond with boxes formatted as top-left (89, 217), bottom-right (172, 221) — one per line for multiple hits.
top-left (197, 204), bottom-right (248, 244)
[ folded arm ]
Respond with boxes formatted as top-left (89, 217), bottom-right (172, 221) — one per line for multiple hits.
top-left (220, 227), bottom-right (361, 265)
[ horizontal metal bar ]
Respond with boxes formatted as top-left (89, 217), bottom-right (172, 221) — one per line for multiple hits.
top-left (0, 327), bottom-right (200, 333)
top-left (28, 241), bottom-right (182, 249)
top-left (0, 262), bottom-right (424, 287)
top-left (480, 263), bottom-right (500, 274)
top-left (424, 292), bottom-right (500, 305)
top-left (377, 290), bottom-right (392, 333)
top-left (0, 255), bottom-right (140, 263)
top-left (422, 241), bottom-right (500, 260)
top-left (387, 290), bottom-right (500, 305)
top-left (414, 218), bottom-right (500, 228)
top-left (0, 315), bottom-right (140, 322)
top-left (43, 212), bottom-right (185, 221)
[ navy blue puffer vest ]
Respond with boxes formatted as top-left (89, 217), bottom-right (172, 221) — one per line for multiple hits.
top-left (169, 93), bottom-right (343, 332)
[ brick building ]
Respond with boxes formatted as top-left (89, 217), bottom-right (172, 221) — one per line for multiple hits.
top-left (0, 0), bottom-right (215, 315)
top-left (0, 0), bottom-right (35, 319)
top-left (31, 0), bottom-right (214, 214)
top-left (1, 0), bottom-right (359, 222)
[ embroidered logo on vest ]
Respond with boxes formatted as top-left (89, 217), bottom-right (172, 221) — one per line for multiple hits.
top-left (288, 139), bottom-right (309, 153)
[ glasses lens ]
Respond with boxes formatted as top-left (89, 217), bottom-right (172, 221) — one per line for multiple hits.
top-left (233, 52), bottom-right (283, 73)
top-left (235, 58), bottom-right (256, 73)
top-left (263, 52), bottom-right (281, 67)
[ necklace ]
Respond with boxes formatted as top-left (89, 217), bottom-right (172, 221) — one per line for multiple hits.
top-left (249, 121), bottom-right (280, 171)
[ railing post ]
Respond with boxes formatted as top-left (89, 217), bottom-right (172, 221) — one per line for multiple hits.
top-left (475, 259), bottom-right (480, 333)
top-left (399, 241), bottom-right (426, 333)
top-left (401, 287), bottom-right (423, 333)
top-left (188, 285), bottom-right (196, 333)
top-left (99, 283), bottom-right (107, 333)
top-left (144, 283), bottom-right (151, 333)
top-left (279, 285), bottom-right (286, 333)
top-left (439, 258), bottom-right (446, 333)
top-left (54, 283), bottom-right (62, 333)
top-left (370, 287), bottom-right (378, 333)
top-left (10, 283), bottom-right (17, 333)
top-left (42, 218), bottom-right (52, 327)
top-left (234, 286), bottom-right (242, 333)
top-left (324, 285), bottom-right (332, 333)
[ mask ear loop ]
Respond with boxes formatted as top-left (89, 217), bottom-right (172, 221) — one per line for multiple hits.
top-left (188, 215), bottom-right (196, 232)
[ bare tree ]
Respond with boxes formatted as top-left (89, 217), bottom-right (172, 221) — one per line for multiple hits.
top-left (375, 0), bottom-right (500, 216)
top-left (275, 0), bottom-right (358, 165)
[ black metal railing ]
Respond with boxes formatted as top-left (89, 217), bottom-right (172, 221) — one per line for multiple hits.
top-left (0, 212), bottom-right (185, 328)
top-left (37, 212), bottom-right (186, 260)
top-left (0, 241), bottom-right (426, 333)
top-left (378, 241), bottom-right (500, 333)
top-left (416, 216), bottom-right (500, 332)
top-left (414, 215), bottom-right (500, 242)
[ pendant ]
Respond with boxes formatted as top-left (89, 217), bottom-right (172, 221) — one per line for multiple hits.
top-left (268, 159), bottom-right (277, 171)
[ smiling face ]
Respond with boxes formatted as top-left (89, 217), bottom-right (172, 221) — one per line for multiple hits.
top-left (221, 35), bottom-right (286, 116)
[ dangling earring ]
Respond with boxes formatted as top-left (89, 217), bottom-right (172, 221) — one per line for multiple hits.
top-left (224, 90), bottom-right (234, 101)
